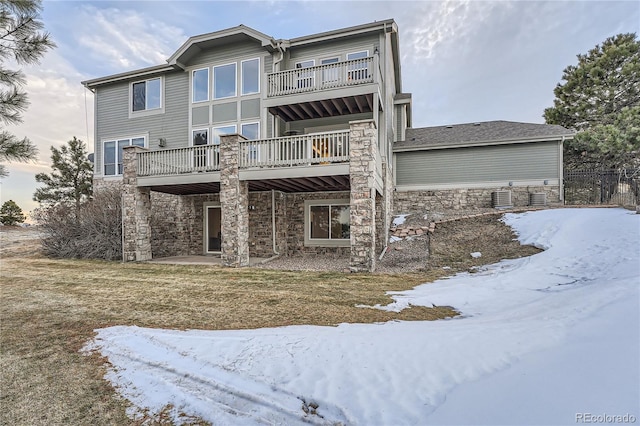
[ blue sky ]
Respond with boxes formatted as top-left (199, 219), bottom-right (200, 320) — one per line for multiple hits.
top-left (1, 0), bottom-right (638, 217)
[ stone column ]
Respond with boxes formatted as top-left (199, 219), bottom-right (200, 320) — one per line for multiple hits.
top-left (349, 119), bottom-right (377, 272)
top-left (122, 145), bottom-right (152, 261)
top-left (220, 134), bottom-right (250, 267)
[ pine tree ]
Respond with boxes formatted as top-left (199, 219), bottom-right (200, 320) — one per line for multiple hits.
top-left (0, 199), bottom-right (25, 225)
top-left (0, 0), bottom-right (55, 177)
top-left (544, 33), bottom-right (640, 169)
top-left (33, 137), bottom-right (93, 211)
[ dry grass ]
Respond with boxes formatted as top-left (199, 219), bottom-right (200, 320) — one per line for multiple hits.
top-left (0, 215), bottom-right (540, 425)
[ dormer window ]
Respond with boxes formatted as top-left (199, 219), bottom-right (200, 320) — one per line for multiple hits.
top-left (131, 78), bottom-right (162, 112)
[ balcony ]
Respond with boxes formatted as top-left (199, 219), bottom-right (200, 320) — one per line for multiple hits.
top-left (266, 57), bottom-right (380, 122)
top-left (136, 131), bottom-right (352, 193)
top-left (267, 57), bottom-right (374, 97)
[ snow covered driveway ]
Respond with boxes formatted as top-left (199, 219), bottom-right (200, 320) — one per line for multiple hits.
top-left (84, 208), bottom-right (640, 425)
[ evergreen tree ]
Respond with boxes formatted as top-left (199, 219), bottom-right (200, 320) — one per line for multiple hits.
top-left (0, 0), bottom-right (55, 177)
top-left (33, 137), bottom-right (93, 211)
top-left (544, 33), bottom-right (640, 169)
top-left (0, 199), bottom-right (25, 225)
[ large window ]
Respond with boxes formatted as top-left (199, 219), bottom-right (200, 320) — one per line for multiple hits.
top-left (192, 68), bottom-right (209, 102)
top-left (213, 63), bottom-right (236, 99)
top-left (212, 124), bottom-right (237, 145)
top-left (103, 136), bottom-right (145, 176)
top-left (241, 58), bottom-right (260, 95)
top-left (131, 78), bottom-right (161, 112)
top-left (241, 122), bottom-right (260, 161)
top-left (305, 200), bottom-right (350, 246)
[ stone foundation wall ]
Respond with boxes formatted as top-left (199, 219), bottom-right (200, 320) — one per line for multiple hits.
top-left (285, 191), bottom-right (351, 257)
top-left (393, 185), bottom-right (561, 216)
top-left (182, 194), bottom-right (219, 255)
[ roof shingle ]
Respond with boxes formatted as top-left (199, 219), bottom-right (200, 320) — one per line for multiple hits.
top-left (396, 120), bottom-right (574, 150)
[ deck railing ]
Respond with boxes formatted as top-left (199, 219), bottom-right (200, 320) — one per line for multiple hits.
top-left (138, 145), bottom-right (221, 177)
top-left (267, 57), bottom-right (374, 97)
top-left (137, 131), bottom-right (350, 177)
top-left (239, 130), bottom-right (350, 168)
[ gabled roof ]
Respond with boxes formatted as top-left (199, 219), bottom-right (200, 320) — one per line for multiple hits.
top-left (395, 121), bottom-right (575, 151)
top-left (168, 25), bottom-right (277, 67)
top-left (82, 20), bottom-right (402, 91)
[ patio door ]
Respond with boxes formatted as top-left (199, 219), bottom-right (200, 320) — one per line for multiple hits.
top-left (205, 206), bottom-right (222, 253)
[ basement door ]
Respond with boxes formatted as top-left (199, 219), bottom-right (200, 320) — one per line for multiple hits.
top-left (205, 206), bottom-right (222, 253)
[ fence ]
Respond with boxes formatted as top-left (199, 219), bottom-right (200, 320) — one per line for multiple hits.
top-left (564, 168), bottom-right (639, 206)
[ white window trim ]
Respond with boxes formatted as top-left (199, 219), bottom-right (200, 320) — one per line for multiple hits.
top-left (101, 134), bottom-right (148, 177)
top-left (213, 62), bottom-right (237, 100)
top-left (191, 127), bottom-right (210, 146)
top-left (304, 199), bottom-right (350, 247)
top-left (212, 123), bottom-right (237, 145)
top-left (347, 50), bottom-right (369, 60)
top-left (129, 77), bottom-right (164, 118)
top-left (241, 57), bottom-right (260, 96)
top-left (241, 121), bottom-right (261, 162)
top-left (240, 121), bottom-right (260, 139)
top-left (191, 67), bottom-right (210, 104)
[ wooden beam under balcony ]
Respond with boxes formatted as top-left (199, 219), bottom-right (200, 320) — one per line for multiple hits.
top-left (268, 94), bottom-right (374, 122)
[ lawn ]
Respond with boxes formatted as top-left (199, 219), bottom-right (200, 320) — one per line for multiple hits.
top-left (0, 214), bottom-right (538, 425)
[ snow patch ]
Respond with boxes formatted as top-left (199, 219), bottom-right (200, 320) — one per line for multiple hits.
top-left (84, 208), bottom-right (640, 425)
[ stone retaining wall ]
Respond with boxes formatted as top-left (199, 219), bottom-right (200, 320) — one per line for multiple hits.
top-left (393, 185), bottom-right (561, 216)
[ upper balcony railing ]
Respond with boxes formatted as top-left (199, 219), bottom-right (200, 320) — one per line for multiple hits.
top-left (267, 57), bottom-right (375, 97)
top-left (137, 130), bottom-right (350, 177)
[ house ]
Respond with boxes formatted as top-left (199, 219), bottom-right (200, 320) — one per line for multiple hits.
top-left (82, 19), bottom-right (573, 272)
top-left (394, 121), bottom-right (574, 212)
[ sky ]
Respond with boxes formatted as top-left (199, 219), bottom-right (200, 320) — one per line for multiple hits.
top-left (1, 0), bottom-right (638, 217)
top-left (84, 208), bottom-right (640, 424)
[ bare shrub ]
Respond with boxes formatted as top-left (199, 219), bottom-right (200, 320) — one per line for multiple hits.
top-left (34, 187), bottom-right (122, 260)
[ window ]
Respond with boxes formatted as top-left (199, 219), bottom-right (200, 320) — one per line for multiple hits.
top-left (241, 122), bottom-right (260, 161)
top-left (192, 129), bottom-right (209, 168)
top-left (192, 68), bottom-right (209, 102)
top-left (241, 58), bottom-right (260, 95)
top-left (241, 122), bottom-right (259, 140)
top-left (296, 60), bottom-right (315, 89)
top-left (212, 125), bottom-right (237, 145)
top-left (347, 51), bottom-right (369, 81)
top-left (132, 78), bottom-right (161, 112)
top-left (213, 63), bottom-right (236, 99)
top-left (320, 57), bottom-right (340, 85)
top-left (305, 200), bottom-right (350, 246)
top-left (192, 129), bottom-right (209, 146)
top-left (103, 137), bottom-right (145, 176)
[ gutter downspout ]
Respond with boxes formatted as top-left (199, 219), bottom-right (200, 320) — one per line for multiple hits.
top-left (273, 40), bottom-right (285, 72)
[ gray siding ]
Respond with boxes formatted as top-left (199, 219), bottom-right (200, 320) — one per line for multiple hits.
top-left (95, 71), bottom-right (189, 174)
top-left (185, 40), bottom-right (267, 68)
top-left (286, 34), bottom-right (379, 67)
top-left (395, 142), bottom-right (560, 186)
top-left (192, 106), bottom-right (209, 125)
top-left (241, 99), bottom-right (260, 119)
top-left (212, 102), bottom-right (237, 123)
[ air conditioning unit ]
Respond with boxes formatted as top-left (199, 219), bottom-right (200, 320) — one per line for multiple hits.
top-left (529, 192), bottom-right (547, 207)
top-left (492, 190), bottom-right (512, 208)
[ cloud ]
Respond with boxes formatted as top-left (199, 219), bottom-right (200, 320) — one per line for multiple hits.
top-left (75, 5), bottom-right (188, 71)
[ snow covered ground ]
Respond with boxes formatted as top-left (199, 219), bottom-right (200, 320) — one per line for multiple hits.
top-left (84, 208), bottom-right (640, 425)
